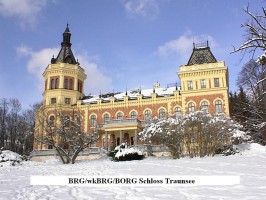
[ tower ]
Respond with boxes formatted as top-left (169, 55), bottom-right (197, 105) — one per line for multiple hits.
top-left (33, 25), bottom-right (87, 150)
top-left (43, 24), bottom-right (86, 106)
top-left (178, 42), bottom-right (230, 116)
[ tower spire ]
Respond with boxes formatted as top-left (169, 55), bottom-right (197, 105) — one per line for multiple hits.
top-left (52, 24), bottom-right (77, 64)
top-left (62, 23), bottom-right (71, 47)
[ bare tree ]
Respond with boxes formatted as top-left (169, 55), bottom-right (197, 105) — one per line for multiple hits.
top-left (6, 99), bottom-right (21, 151)
top-left (237, 60), bottom-right (265, 103)
top-left (232, 6), bottom-right (266, 56)
top-left (0, 98), bottom-right (38, 155)
top-left (0, 98), bottom-right (8, 148)
top-left (35, 107), bottom-right (99, 164)
top-left (231, 5), bottom-right (266, 143)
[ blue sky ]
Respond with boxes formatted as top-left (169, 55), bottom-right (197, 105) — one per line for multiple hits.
top-left (0, 0), bottom-right (263, 109)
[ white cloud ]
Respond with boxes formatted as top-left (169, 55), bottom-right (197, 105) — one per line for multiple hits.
top-left (123, 0), bottom-right (160, 19)
top-left (0, 0), bottom-right (49, 27)
top-left (16, 45), bottom-right (59, 90)
top-left (76, 53), bottom-right (113, 94)
top-left (157, 31), bottom-right (218, 64)
top-left (16, 46), bottom-right (113, 94)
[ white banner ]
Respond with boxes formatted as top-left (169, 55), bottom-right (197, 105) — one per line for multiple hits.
top-left (31, 175), bottom-right (240, 186)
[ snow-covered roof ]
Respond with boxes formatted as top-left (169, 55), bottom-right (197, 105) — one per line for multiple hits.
top-left (82, 86), bottom-right (180, 104)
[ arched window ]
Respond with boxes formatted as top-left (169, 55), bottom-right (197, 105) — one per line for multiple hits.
top-left (49, 116), bottom-right (55, 127)
top-left (78, 80), bottom-right (83, 93)
top-left (64, 78), bottom-right (68, 89)
top-left (64, 116), bottom-right (70, 127)
top-left (201, 101), bottom-right (208, 111)
top-left (103, 113), bottom-right (109, 123)
top-left (159, 108), bottom-right (166, 119)
top-left (130, 111), bottom-right (137, 119)
top-left (215, 100), bottom-right (223, 113)
top-left (90, 115), bottom-right (97, 127)
top-left (174, 107), bottom-right (181, 114)
top-left (117, 112), bottom-right (123, 120)
top-left (55, 78), bottom-right (59, 89)
top-left (69, 79), bottom-right (73, 90)
top-left (144, 110), bottom-right (151, 121)
top-left (50, 77), bottom-right (59, 89)
top-left (50, 79), bottom-right (55, 89)
top-left (188, 102), bottom-right (195, 113)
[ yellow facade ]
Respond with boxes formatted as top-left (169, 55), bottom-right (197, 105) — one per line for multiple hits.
top-left (33, 27), bottom-right (230, 151)
top-left (178, 61), bottom-right (229, 116)
top-left (43, 62), bottom-right (86, 106)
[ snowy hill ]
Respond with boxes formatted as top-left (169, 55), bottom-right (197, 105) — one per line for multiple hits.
top-left (0, 143), bottom-right (265, 200)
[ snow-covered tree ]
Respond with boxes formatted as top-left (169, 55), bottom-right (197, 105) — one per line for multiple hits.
top-left (36, 108), bottom-right (99, 164)
top-left (139, 111), bottom-right (239, 159)
top-left (232, 6), bottom-right (266, 57)
top-left (231, 5), bottom-right (266, 143)
top-left (139, 115), bottom-right (184, 159)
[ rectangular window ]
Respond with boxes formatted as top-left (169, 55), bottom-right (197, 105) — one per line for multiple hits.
top-left (131, 137), bottom-right (134, 145)
top-left (187, 81), bottom-right (193, 90)
top-left (64, 78), bottom-right (68, 89)
top-left (201, 79), bottom-right (206, 89)
top-left (214, 78), bottom-right (220, 87)
top-left (51, 98), bottom-right (56, 104)
top-left (64, 77), bottom-right (74, 90)
top-left (45, 79), bottom-right (47, 90)
top-left (50, 79), bottom-right (55, 89)
top-left (78, 80), bottom-right (83, 93)
top-left (50, 76), bottom-right (59, 89)
top-left (65, 98), bottom-right (71, 104)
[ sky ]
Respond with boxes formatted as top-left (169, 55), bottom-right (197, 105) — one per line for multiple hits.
top-left (0, 0), bottom-right (264, 109)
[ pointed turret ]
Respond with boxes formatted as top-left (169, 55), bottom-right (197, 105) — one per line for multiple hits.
top-left (52, 24), bottom-right (77, 64)
top-left (43, 24), bottom-right (87, 106)
top-left (61, 23), bottom-right (71, 47)
top-left (187, 41), bottom-right (217, 65)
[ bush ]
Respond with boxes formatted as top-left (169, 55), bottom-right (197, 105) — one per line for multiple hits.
top-left (0, 149), bottom-right (23, 166)
top-left (109, 143), bottom-right (144, 162)
top-left (114, 148), bottom-right (144, 161)
top-left (215, 144), bottom-right (239, 156)
top-left (139, 111), bottom-right (239, 158)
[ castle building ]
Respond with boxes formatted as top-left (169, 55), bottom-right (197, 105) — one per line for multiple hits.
top-left (33, 25), bottom-right (229, 151)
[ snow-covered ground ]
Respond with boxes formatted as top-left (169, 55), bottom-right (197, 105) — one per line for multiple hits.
top-left (1, 143), bottom-right (266, 200)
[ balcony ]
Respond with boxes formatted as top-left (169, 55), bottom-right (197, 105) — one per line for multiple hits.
top-left (106, 118), bottom-right (140, 125)
top-left (97, 118), bottom-right (147, 131)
